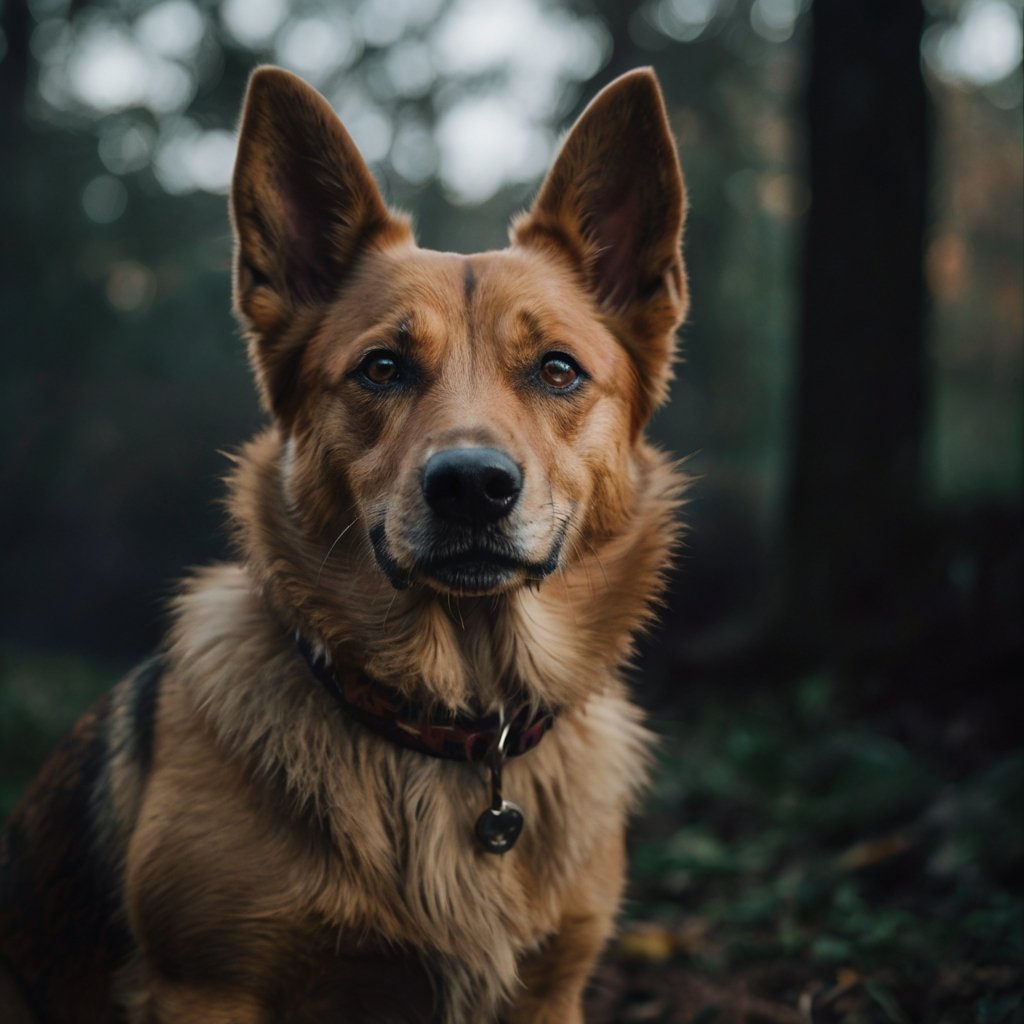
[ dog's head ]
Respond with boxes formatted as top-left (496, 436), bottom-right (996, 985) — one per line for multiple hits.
top-left (231, 67), bottom-right (686, 600)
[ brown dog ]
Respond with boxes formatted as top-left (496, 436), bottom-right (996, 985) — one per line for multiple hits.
top-left (0, 66), bottom-right (687, 1022)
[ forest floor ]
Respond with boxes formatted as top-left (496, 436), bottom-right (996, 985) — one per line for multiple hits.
top-left (2, 649), bottom-right (1022, 1023)
top-left (586, 669), bottom-right (1023, 1024)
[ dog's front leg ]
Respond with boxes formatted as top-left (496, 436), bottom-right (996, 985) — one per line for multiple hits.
top-left (504, 833), bottom-right (626, 1024)
top-left (505, 918), bottom-right (608, 1024)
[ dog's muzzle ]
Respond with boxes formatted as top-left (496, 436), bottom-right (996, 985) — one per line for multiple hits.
top-left (369, 447), bottom-right (564, 594)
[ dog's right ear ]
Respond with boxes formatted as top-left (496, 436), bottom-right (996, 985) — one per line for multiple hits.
top-left (511, 69), bottom-right (686, 430)
top-left (231, 67), bottom-right (411, 417)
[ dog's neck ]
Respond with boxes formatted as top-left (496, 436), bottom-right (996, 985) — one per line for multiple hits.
top-left (296, 631), bottom-right (556, 761)
top-left (228, 428), bottom-right (683, 713)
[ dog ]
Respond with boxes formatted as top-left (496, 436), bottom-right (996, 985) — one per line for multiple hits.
top-left (0, 65), bottom-right (688, 1022)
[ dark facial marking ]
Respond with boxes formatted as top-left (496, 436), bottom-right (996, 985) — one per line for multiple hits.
top-left (463, 260), bottom-right (476, 308)
top-left (369, 523), bottom-right (412, 590)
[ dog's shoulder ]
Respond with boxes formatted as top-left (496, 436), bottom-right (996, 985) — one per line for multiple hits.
top-left (165, 562), bottom-right (326, 774)
top-left (0, 654), bottom-right (166, 1020)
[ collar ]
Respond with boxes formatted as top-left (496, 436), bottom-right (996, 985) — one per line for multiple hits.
top-left (295, 633), bottom-right (556, 763)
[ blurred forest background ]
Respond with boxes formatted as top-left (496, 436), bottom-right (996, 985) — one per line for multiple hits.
top-left (1, 0), bottom-right (1022, 1020)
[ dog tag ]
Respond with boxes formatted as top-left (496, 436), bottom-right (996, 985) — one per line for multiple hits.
top-left (476, 722), bottom-right (522, 853)
top-left (475, 801), bottom-right (523, 854)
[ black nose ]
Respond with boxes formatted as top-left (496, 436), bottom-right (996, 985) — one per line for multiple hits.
top-left (421, 448), bottom-right (522, 526)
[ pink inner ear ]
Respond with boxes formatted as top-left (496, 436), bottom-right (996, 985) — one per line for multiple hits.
top-left (591, 192), bottom-right (643, 311)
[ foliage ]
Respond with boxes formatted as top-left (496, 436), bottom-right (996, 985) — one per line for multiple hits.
top-left (609, 676), bottom-right (1024, 1022)
top-left (0, 647), bottom-right (119, 814)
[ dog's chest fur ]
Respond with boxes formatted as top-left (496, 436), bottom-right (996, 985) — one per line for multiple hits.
top-left (119, 563), bottom-right (650, 1019)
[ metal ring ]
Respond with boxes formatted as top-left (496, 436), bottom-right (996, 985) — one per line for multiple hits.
top-left (498, 723), bottom-right (513, 756)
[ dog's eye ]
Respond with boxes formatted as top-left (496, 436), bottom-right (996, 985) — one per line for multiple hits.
top-left (539, 354), bottom-right (581, 392)
top-left (358, 351), bottom-right (400, 387)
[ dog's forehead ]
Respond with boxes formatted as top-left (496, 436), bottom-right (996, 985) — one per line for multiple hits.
top-left (345, 245), bottom-right (583, 315)
top-left (323, 245), bottom-right (625, 378)
top-left (465, 250), bottom-right (627, 379)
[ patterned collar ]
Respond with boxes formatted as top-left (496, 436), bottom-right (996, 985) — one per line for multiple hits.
top-left (295, 633), bottom-right (556, 763)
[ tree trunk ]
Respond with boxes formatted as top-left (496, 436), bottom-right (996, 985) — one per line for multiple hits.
top-left (786, 0), bottom-right (930, 654)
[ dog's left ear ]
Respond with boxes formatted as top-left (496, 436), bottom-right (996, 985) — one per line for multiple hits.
top-left (512, 68), bottom-right (687, 425)
top-left (231, 67), bottom-right (411, 420)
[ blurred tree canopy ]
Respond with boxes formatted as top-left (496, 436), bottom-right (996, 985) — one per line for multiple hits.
top-left (0, 0), bottom-right (1021, 689)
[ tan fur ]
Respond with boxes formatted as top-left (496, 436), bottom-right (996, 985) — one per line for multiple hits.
top-left (0, 66), bottom-right (687, 1022)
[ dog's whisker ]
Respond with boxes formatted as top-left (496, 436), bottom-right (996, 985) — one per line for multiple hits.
top-left (556, 563), bottom-right (579, 627)
top-left (571, 524), bottom-right (611, 592)
top-left (316, 517), bottom-right (359, 587)
top-left (572, 549), bottom-right (597, 599)
top-left (556, 520), bottom-right (592, 596)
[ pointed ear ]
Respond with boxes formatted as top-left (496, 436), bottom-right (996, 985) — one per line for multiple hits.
top-left (230, 67), bottom-right (411, 418)
top-left (512, 68), bottom-right (687, 425)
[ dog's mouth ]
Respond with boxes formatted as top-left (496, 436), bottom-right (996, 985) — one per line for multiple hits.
top-left (419, 549), bottom-right (532, 594)
top-left (369, 523), bottom-right (565, 596)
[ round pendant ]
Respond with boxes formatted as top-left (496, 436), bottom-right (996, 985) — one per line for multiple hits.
top-left (475, 801), bottom-right (524, 854)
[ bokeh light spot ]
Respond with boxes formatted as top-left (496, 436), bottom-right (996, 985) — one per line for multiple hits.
top-left (82, 175), bottom-right (128, 224)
